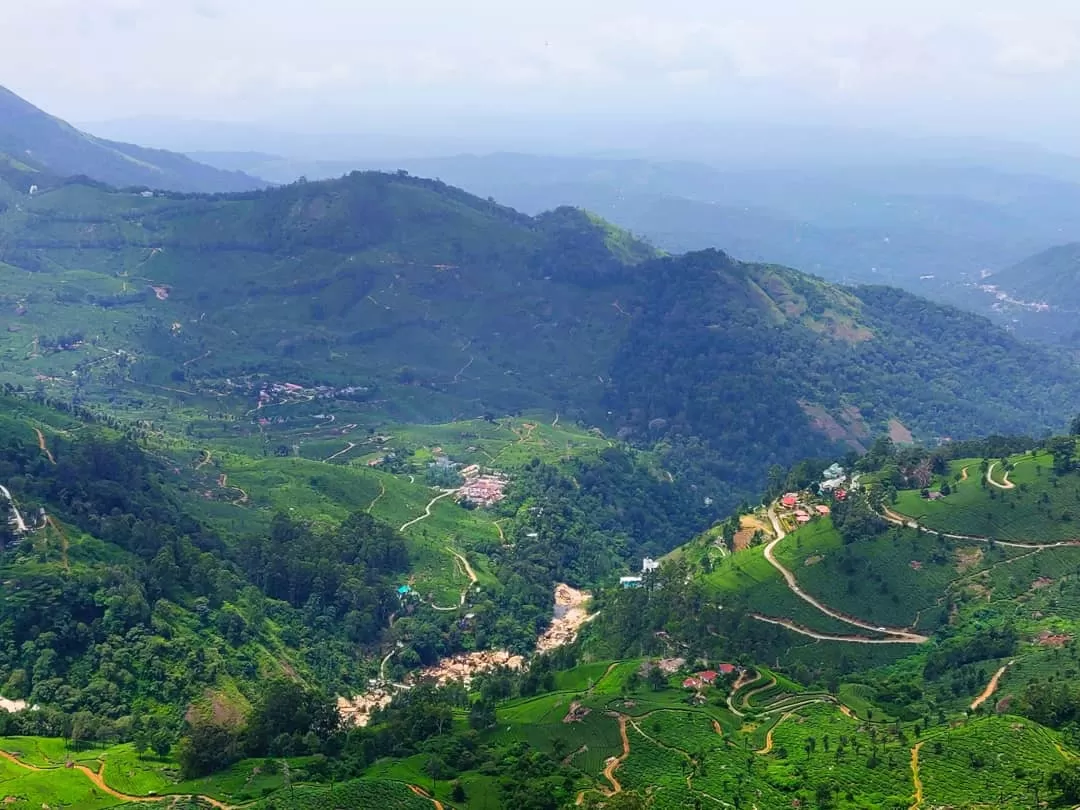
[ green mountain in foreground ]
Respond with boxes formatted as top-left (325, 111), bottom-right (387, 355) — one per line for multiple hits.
top-left (5, 391), bottom-right (1080, 808)
top-left (1, 168), bottom-right (1078, 513)
top-left (0, 86), bottom-right (266, 193)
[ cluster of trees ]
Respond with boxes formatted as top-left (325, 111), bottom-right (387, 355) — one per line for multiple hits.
top-left (0, 402), bottom-right (418, 750)
top-left (178, 679), bottom-right (338, 778)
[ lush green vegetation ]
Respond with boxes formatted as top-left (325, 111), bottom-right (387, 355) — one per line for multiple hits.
top-left (4, 162), bottom-right (1080, 517)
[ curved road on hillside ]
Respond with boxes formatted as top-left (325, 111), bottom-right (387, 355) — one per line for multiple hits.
top-left (398, 489), bottom-right (457, 532)
top-left (763, 508), bottom-right (928, 643)
top-left (881, 505), bottom-right (1080, 550)
top-left (986, 461), bottom-right (1015, 490)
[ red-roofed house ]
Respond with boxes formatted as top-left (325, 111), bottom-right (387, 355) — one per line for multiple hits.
top-left (796, 514), bottom-right (811, 523)
top-left (815, 505), bottom-right (831, 515)
top-left (696, 670), bottom-right (718, 685)
top-left (834, 488), bottom-right (848, 501)
top-left (717, 663), bottom-right (736, 675)
top-left (682, 677), bottom-right (702, 690)
top-left (781, 493), bottom-right (798, 508)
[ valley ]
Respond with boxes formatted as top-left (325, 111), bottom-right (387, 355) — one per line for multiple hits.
top-left (3, 88), bottom-right (1080, 809)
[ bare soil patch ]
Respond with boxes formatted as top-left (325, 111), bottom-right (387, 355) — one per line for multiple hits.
top-left (537, 583), bottom-right (594, 653)
top-left (955, 547), bottom-right (984, 573)
top-left (888, 418), bottom-right (914, 445)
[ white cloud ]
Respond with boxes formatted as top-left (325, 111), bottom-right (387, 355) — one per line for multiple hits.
top-left (2, 0), bottom-right (1080, 146)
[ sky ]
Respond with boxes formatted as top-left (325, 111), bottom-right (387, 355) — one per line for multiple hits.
top-left (4, 0), bottom-right (1080, 151)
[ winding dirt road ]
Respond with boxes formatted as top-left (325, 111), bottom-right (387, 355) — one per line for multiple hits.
top-left (726, 669), bottom-right (757, 717)
top-left (602, 714), bottom-right (630, 794)
top-left (34, 428), bottom-right (55, 464)
top-left (909, 741), bottom-right (924, 810)
top-left (756, 712), bottom-right (794, 755)
top-left (986, 462), bottom-right (1015, 490)
top-left (741, 675), bottom-right (778, 709)
top-left (762, 508), bottom-right (928, 643)
top-left (970, 660), bottom-right (1014, 710)
top-left (881, 505), bottom-right (1080, 550)
top-left (408, 784), bottom-right (445, 810)
top-left (399, 489), bottom-right (457, 532)
top-left (751, 614), bottom-right (927, 644)
top-left (429, 547), bottom-right (478, 611)
top-left (366, 481), bottom-right (387, 513)
top-left (0, 750), bottom-right (231, 808)
top-left (325, 442), bottom-right (357, 462)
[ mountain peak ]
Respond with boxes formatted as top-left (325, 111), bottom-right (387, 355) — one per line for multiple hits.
top-left (0, 85), bottom-right (267, 193)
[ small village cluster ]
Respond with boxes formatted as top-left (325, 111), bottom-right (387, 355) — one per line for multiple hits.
top-left (456, 463), bottom-right (509, 507)
top-left (779, 462), bottom-right (862, 523)
top-left (429, 453), bottom-right (510, 507)
top-left (681, 661), bottom-right (740, 690)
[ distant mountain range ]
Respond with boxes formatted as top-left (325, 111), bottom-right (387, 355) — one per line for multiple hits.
top-left (960, 243), bottom-right (1080, 346)
top-left (2, 166), bottom-right (1078, 507)
top-left (189, 150), bottom-right (1080, 302)
top-left (0, 86), bottom-right (266, 193)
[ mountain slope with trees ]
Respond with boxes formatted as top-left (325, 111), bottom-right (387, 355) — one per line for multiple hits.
top-left (2, 168), bottom-right (1080, 508)
top-left (0, 86), bottom-right (265, 193)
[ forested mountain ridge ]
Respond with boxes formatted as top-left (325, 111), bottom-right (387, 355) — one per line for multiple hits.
top-left (958, 243), bottom-right (1080, 347)
top-left (2, 168), bottom-right (1080, 509)
top-left (0, 86), bottom-right (266, 193)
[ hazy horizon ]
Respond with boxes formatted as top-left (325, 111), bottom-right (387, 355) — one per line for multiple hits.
top-left (5, 0), bottom-right (1080, 159)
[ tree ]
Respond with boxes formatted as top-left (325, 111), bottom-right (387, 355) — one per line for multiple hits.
top-left (1050, 763), bottom-right (1080, 804)
top-left (150, 728), bottom-right (173, 759)
top-left (177, 718), bottom-right (239, 778)
top-left (1048, 436), bottom-right (1077, 475)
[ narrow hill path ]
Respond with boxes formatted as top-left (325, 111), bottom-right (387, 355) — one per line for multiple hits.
top-left (741, 675), bottom-right (778, 709)
top-left (325, 442), bottom-right (356, 462)
top-left (726, 669), bottom-right (757, 717)
top-left (195, 449), bottom-right (212, 470)
top-left (756, 712), bottom-right (794, 755)
top-left (429, 547), bottom-right (478, 611)
top-left (34, 428), bottom-right (55, 464)
top-left (601, 714), bottom-right (630, 794)
top-left (399, 489), bottom-right (456, 532)
top-left (379, 647), bottom-right (397, 680)
top-left (970, 660), bottom-right (1014, 710)
top-left (408, 784), bottom-right (445, 810)
top-left (0, 749), bottom-right (232, 808)
top-left (366, 481), bottom-right (387, 513)
top-left (909, 741), bottom-right (924, 810)
top-left (751, 614), bottom-right (928, 644)
top-left (881, 505), bottom-right (1080, 550)
top-left (762, 509), bottom-right (928, 643)
top-left (960, 465), bottom-right (969, 481)
top-left (986, 461), bottom-right (1015, 490)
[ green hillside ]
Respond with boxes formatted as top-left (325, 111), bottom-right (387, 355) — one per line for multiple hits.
top-left (2, 168), bottom-right (1079, 513)
top-left (0, 85), bottom-right (265, 193)
top-left (965, 242), bottom-right (1080, 347)
top-left (990, 243), bottom-right (1080, 307)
